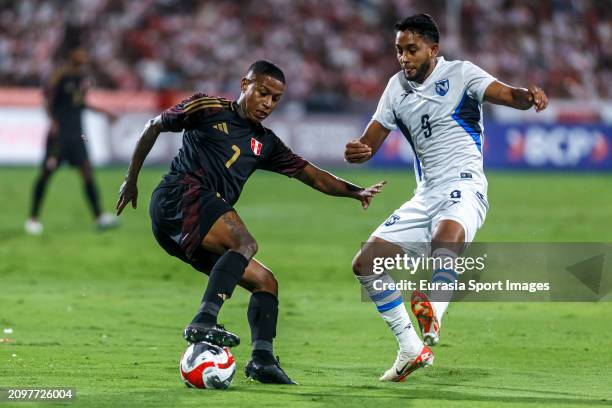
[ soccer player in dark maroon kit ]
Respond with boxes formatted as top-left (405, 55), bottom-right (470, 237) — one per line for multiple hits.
top-left (26, 46), bottom-right (119, 235)
top-left (116, 61), bottom-right (386, 384)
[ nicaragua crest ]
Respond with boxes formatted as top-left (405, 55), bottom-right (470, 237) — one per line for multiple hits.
top-left (435, 79), bottom-right (449, 96)
top-left (384, 214), bottom-right (400, 226)
top-left (250, 138), bottom-right (263, 156)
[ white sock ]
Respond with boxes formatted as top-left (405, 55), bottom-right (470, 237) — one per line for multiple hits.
top-left (432, 301), bottom-right (449, 325)
top-left (357, 273), bottom-right (423, 355)
top-left (430, 247), bottom-right (459, 326)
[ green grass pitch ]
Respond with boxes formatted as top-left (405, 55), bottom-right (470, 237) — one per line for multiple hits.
top-left (0, 167), bottom-right (611, 407)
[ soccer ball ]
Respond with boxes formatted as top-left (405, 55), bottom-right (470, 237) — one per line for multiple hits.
top-left (179, 342), bottom-right (236, 389)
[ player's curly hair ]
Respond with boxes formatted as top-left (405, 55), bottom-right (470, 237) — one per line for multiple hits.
top-left (246, 60), bottom-right (285, 84)
top-left (395, 14), bottom-right (440, 43)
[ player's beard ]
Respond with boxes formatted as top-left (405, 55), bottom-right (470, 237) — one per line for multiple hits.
top-left (406, 60), bottom-right (431, 83)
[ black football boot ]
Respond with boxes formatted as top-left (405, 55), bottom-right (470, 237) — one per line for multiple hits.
top-left (245, 356), bottom-right (297, 385)
top-left (183, 323), bottom-right (240, 347)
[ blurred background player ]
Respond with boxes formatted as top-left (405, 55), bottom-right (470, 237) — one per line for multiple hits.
top-left (346, 14), bottom-right (548, 382)
top-left (116, 60), bottom-right (385, 384)
top-left (25, 28), bottom-right (119, 235)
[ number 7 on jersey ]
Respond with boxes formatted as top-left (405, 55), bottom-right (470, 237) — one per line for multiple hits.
top-left (225, 145), bottom-right (241, 168)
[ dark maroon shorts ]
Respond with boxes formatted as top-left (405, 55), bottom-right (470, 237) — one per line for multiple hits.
top-left (149, 183), bottom-right (233, 273)
top-left (44, 132), bottom-right (88, 167)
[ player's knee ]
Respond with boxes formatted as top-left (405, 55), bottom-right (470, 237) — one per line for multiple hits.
top-left (352, 252), bottom-right (363, 276)
top-left (44, 157), bottom-right (58, 172)
top-left (432, 220), bottom-right (465, 245)
top-left (243, 240), bottom-right (258, 259)
top-left (258, 272), bottom-right (278, 296)
top-left (231, 237), bottom-right (258, 260)
top-left (268, 274), bottom-right (278, 295)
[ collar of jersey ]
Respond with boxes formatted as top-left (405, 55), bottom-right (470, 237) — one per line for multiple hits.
top-left (232, 101), bottom-right (266, 132)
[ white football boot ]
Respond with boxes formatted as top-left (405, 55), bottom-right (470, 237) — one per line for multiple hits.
top-left (379, 345), bottom-right (434, 382)
top-left (96, 213), bottom-right (120, 231)
top-left (25, 218), bottom-right (43, 235)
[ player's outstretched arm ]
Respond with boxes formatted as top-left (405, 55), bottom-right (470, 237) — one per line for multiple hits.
top-left (116, 115), bottom-right (164, 215)
top-left (484, 81), bottom-right (549, 112)
top-left (345, 120), bottom-right (391, 164)
top-left (295, 163), bottom-right (386, 209)
top-left (87, 103), bottom-right (118, 122)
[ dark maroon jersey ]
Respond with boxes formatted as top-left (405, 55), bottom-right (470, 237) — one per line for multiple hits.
top-left (159, 93), bottom-right (308, 205)
top-left (45, 68), bottom-right (87, 138)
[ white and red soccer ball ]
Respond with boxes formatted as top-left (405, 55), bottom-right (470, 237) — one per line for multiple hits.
top-left (180, 342), bottom-right (236, 389)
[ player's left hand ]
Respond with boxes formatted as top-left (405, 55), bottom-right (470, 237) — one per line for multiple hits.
top-left (116, 179), bottom-right (138, 215)
top-left (528, 85), bottom-right (548, 112)
top-left (358, 180), bottom-right (387, 209)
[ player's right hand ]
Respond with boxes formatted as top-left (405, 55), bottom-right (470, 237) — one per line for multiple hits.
top-left (116, 179), bottom-right (138, 215)
top-left (344, 140), bottom-right (372, 163)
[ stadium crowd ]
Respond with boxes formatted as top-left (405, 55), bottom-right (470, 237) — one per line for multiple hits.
top-left (0, 0), bottom-right (610, 109)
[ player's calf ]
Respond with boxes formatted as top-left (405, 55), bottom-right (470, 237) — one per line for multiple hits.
top-left (239, 263), bottom-right (281, 373)
top-left (190, 212), bottom-right (256, 334)
top-left (353, 241), bottom-right (424, 356)
top-left (190, 249), bottom-right (250, 327)
top-left (424, 221), bottom-right (465, 340)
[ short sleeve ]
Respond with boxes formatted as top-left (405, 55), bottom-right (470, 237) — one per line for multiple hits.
top-left (161, 93), bottom-right (227, 132)
top-left (463, 61), bottom-right (497, 103)
top-left (372, 77), bottom-right (398, 131)
top-left (260, 133), bottom-right (308, 177)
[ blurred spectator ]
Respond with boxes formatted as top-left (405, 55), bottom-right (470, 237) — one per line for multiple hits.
top-left (0, 0), bottom-right (610, 110)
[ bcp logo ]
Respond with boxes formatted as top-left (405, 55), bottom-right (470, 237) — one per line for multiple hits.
top-left (506, 126), bottom-right (610, 167)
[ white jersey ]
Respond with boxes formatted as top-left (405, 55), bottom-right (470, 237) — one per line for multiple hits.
top-left (373, 56), bottom-right (496, 192)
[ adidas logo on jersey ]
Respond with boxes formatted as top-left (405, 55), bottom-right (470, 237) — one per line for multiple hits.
top-left (213, 122), bottom-right (229, 134)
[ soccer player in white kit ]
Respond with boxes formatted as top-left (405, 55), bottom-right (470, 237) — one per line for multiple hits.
top-left (346, 14), bottom-right (548, 382)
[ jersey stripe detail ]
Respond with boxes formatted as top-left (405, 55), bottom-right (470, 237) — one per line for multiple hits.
top-left (183, 96), bottom-right (223, 109)
top-left (184, 97), bottom-right (230, 114)
top-left (452, 91), bottom-right (482, 153)
top-left (184, 101), bottom-right (225, 115)
top-left (395, 115), bottom-right (423, 181)
top-left (415, 156), bottom-right (422, 180)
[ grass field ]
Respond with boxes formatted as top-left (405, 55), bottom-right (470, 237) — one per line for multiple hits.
top-left (1, 167), bottom-right (611, 407)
